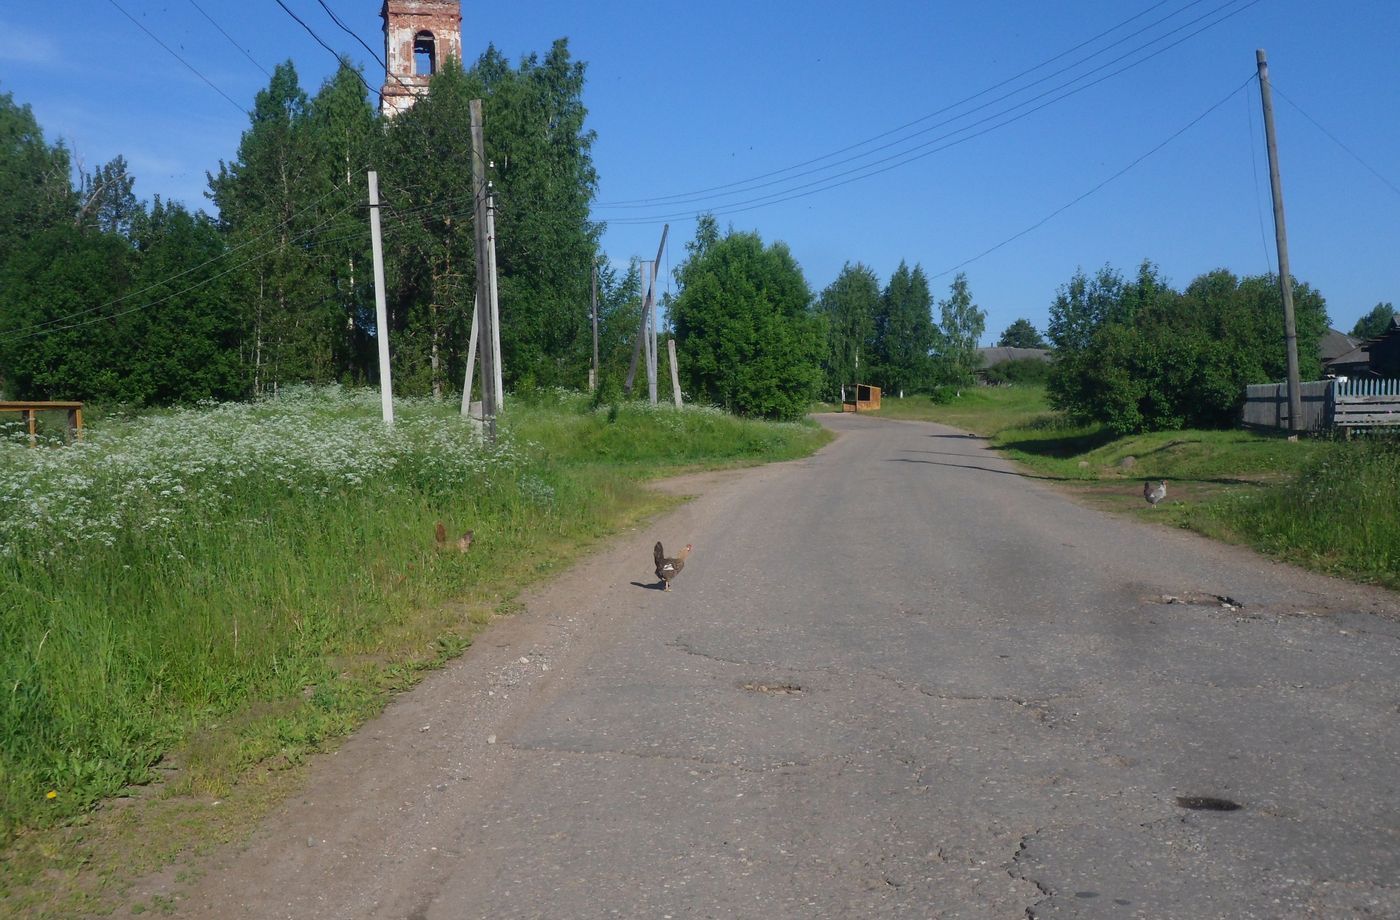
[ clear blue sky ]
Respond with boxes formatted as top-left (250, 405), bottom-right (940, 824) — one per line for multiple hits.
top-left (3, 0), bottom-right (1397, 342)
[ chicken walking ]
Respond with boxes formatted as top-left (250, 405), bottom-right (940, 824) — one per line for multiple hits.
top-left (1143, 480), bottom-right (1167, 507)
top-left (654, 541), bottom-right (692, 591)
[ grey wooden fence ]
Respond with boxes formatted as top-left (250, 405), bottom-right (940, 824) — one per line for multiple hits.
top-left (1243, 379), bottom-right (1400, 431)
top-left (1242, 381), bottom-right (1333, 431)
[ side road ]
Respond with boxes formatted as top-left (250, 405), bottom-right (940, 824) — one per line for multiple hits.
top-left (135, 413), bottom-right (1400, 919)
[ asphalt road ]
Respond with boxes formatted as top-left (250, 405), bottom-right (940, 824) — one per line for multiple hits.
top-left (160, 413), bottom-right (1400, 919)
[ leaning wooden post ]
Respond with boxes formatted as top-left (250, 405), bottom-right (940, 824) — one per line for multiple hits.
top-left (668, 338), bottom-right (683, 408)
top-left (624, 224), bottom-right (669, 396)
top-left (1256, 49), bottom-right (1304, 432)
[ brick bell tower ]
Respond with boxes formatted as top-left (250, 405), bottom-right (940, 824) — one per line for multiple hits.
top-left (380, 1), bottom-right (463, 117)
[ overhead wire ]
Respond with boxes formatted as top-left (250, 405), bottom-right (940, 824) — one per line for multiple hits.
top-left (928, 73), bottom-right (1260, 281)
top-left (272, 0), bottom-right (379, 98)
top-left (186, 0), bottom-right (271, 78)
top-left (4, 200), bottom-right (382, 344)
top-left (106, 0), bottom-right (248, 115)
top-left (1270, 84), bottom-right (1400, 201)
top-left (13, 172), bottom-right (372, 336)
top-left (601, 0), bottom-right (1265, 222)
top-left (597, 0), bottom-right (1233, 208)
top-left (1244, 81), bottom-right (1276, 272)
top-left (603, 0), bottom-right (1264, 227)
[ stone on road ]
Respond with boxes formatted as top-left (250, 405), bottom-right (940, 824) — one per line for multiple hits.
top-left (163, 413), bottom-right (1400, 919)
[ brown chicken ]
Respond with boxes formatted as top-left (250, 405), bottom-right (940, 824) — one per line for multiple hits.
top-left (654, 541), bottom-right (692, 591)
top-left (435, 521), bottom-right (474, 553)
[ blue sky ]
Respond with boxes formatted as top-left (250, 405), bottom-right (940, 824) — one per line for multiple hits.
top-left (2, 0), bottom-right (1397, 342)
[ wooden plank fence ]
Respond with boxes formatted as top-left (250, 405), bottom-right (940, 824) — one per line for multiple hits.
top-left (1334, 378), bottom-right (1400, 431)
top-left (1242, 379), bottom-right (1400, 432)
top-left (1242, 381), bottom-right (1332, 431)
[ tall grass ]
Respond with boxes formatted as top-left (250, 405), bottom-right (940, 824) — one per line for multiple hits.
top-left (1187, 438), bottom-right (1400, 588)
top-left (0, 386), bottom-right (827, 840)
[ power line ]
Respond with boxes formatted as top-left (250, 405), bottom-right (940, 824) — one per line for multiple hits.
top-left (106, 0), bottom-right (248, 115)
top-left (930, 73), bottom-right (1259, 281)
top-left (186, 0), bottom-right (271, 78)
top-left (1270, 83), bottom-right (1400, 201)
top-left (1244, 81), bottom-right (1276, 273)
top-left (13, 172), bottom-right (371, 336)
top-left (271, 0), bottom-right (379, 98)
top-left (4, 204), bottom-right (378, 345)
top-left (597, 0), bottom-right (1232, 208)
top-left (601, 0), bottom-right (1265, 225)
top-left (314, 0), bottom-right (390, 74)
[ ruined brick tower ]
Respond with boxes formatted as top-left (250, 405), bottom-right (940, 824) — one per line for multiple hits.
top-left (380, 1), bottom-right (463, 117)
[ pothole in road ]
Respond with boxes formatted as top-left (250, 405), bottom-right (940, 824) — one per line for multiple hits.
top-left (1155, 593), bottom-right (1244, 610)
top-left (740, 680), bottom-right (803, 695)
top-left (1175, 795), bottom-right (1242, 812)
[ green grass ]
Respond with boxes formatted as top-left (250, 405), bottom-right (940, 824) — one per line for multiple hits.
top-left (0, 386), bottom-right (829, 914)
top-left (845, 385), bottom-right (1398, 591)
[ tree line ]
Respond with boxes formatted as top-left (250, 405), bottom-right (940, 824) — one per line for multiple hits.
top-left (0, 43), bottom-right (645, 406)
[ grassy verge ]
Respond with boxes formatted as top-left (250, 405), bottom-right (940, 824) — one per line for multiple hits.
top-left (0, 386), bottom-right (830, 915)
top-left (846, 386), bottom-right (1398, 590)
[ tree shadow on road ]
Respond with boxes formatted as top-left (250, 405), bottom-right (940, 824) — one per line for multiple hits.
top-left (885, 457), bottom-right (1072, 482)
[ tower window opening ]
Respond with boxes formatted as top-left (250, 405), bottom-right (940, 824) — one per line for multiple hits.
top-left (414, 32), bottom-right (437, 76)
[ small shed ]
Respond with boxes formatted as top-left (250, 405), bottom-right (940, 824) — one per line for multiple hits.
top-left (842, 384), bottom-right (881, 412)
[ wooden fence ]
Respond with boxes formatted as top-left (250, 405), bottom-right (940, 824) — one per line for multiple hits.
top-left (1242, 379), bottom-right (1400, 432)
top-left (1334, 378), bottom-right (1400, 432)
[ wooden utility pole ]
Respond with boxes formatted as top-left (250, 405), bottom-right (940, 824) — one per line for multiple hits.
top-left (668, 338), bottom-right (683, 408)
top-left (1256, 49), bottom-right (1304, 433)
top-left (461, 294), bottom-right (479, 416)
top-left (469, 100), bottom-right (497, 439)
top-left (646, 262), bottom-right (659, 405)
top-left (368, 171), bottom-right (394, 425)
top-left (589, 264), bottom-right (599, 393)
top-left (624, 224), bottom-right (669, 396)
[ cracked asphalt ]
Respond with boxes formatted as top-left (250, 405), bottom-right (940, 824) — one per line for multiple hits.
top-left (157, 412), bottom-right (1400, 919)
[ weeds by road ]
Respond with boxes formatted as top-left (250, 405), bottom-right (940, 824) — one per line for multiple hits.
top-left (0, 386), bottom-right (828, 915)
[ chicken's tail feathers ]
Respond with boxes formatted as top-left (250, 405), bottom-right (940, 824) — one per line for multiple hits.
top-left (654, 541), bottom-right (665, 565)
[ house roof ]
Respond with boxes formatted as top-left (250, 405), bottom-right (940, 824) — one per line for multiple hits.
top-left (1319, 328), bottom-right (1360, 362)
top-left (977, 346), bottom-right (1051, 367)
top-left (1326, 343), bottom-right (1371, 369)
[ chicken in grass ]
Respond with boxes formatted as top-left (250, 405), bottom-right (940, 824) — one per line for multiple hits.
top-left (1143, 479), bottom-right (1167, 507)
top-left (435, 521), bottom-right (474, 553)
top-left (654, 541), bottom-right (692, 591)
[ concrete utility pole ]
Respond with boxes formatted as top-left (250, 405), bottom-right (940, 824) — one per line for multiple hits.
top-left (624, 224), bottom-right (669, 397)
top-left (1256, 49), bottom-right (1304, 432)
top-left (469, 99), bottom-right (497, 440)
top-left (589, 264), bottom-right (599, 393)
top-left (486, 178), bottom-right (503, 411)
top-left (368, 171), bottom-right (394, 425)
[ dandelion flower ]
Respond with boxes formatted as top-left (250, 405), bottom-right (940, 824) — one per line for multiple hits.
top-left (46, 790), bottom-right (57, 800)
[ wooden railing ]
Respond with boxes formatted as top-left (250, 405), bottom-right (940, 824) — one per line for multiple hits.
top-left (0, 402), bottom-right (84, 447)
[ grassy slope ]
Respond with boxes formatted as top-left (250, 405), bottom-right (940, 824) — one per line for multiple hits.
top-left (0, 389), bottom-right (830, 916)
top-left (856, 387), bottom-right (1397, 589)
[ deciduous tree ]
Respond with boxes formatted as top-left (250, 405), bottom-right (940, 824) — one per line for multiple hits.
top-left (671, 217), bottom-right (824, 420)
